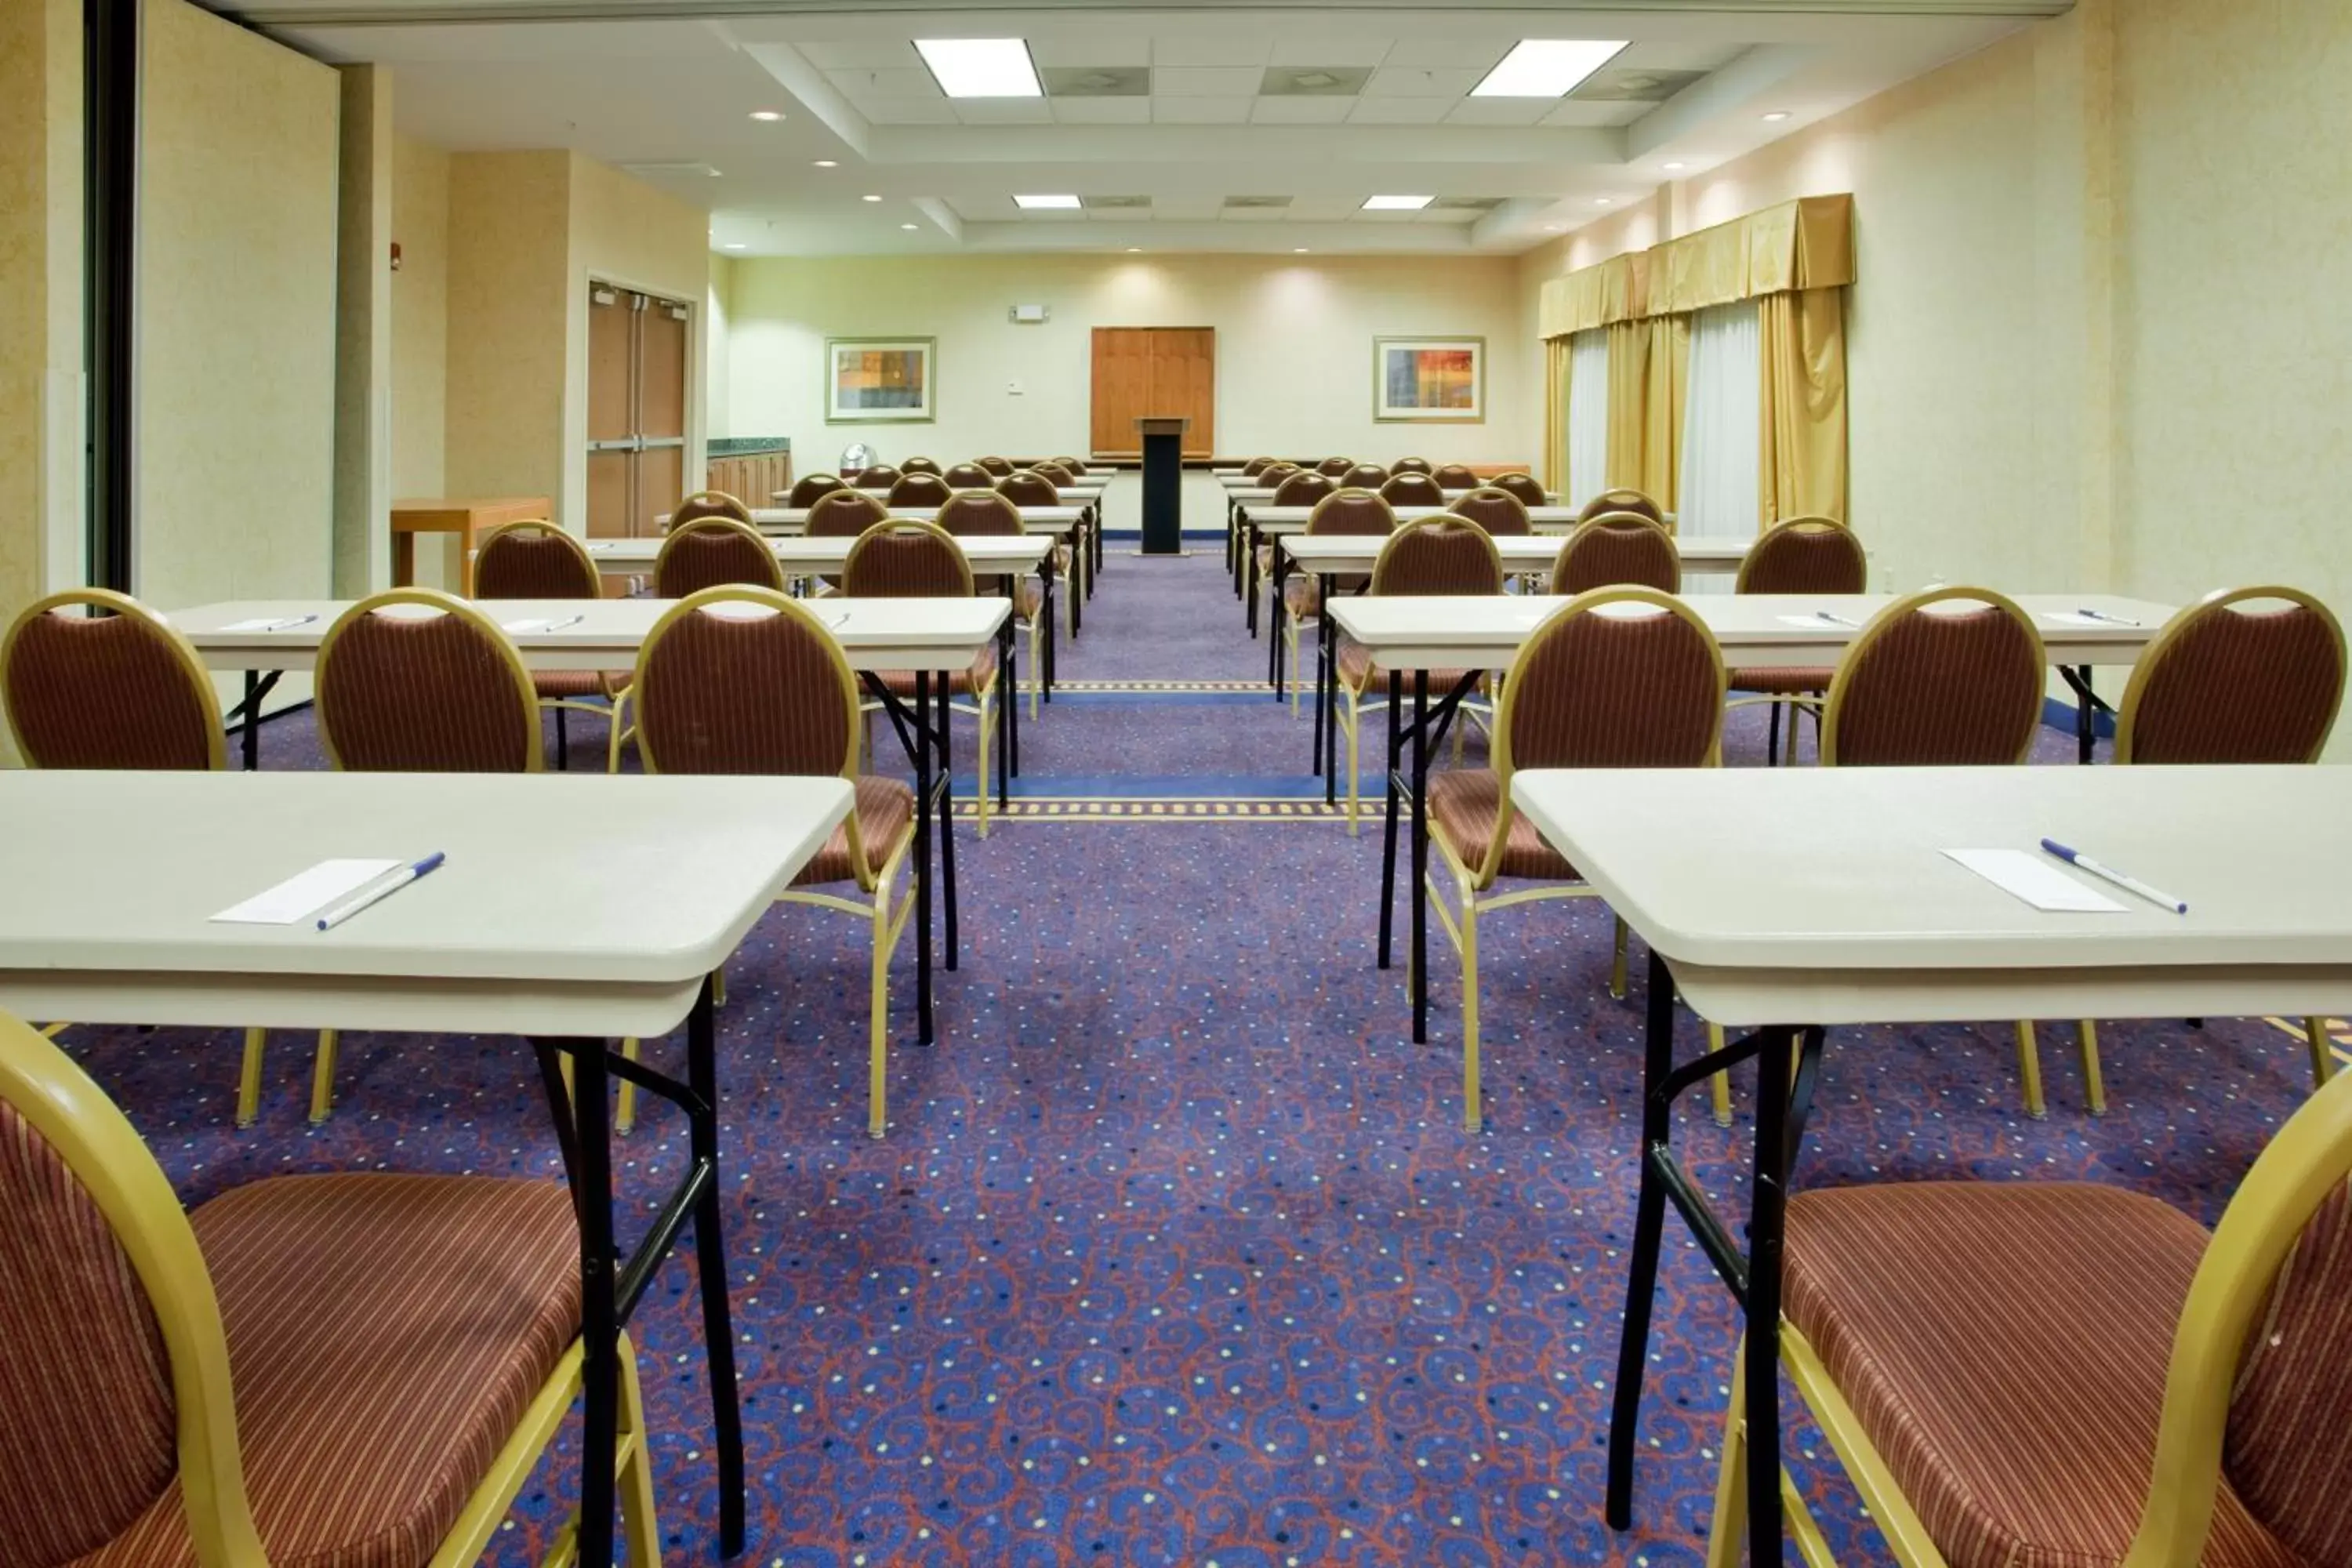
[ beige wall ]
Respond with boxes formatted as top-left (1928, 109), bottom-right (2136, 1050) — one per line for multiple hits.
top-left (332, 65), bottom-right (394, 597)
top-left (135, 0), bottom-right (340, 612)
top-left (442, 151), bottom-right (572, 516)
top-left (390, 133), bottom-right (453, 584)
top-left (706, 252), bottom-right (736, 440)
top-left (720, 252), bottom-right (1531, 467)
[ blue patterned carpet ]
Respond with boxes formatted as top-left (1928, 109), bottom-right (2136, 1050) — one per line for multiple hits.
top-left (58, 544), bottom-right (2333, 1566)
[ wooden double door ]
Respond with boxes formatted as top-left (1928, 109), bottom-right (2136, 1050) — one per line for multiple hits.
top-left (1091, 327), bottom-right (1214, 458)
top-left (587, 284), bottom-right (689, 538)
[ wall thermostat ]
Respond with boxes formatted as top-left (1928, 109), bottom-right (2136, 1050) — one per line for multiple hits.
top-left (1009, 303), bottom-right (1049, 324)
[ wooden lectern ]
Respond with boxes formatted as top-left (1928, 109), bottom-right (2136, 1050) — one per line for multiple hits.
top-left (1134, 416), bottom-right (1189, 555)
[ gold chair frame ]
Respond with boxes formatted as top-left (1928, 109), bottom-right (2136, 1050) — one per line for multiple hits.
top-left (1550, 511), bottom-right (1683, 596)
top-left (473, 518), bottom-right (633, 774)
top-left (941, 495), bottom-right (1053, 719)
top-left (848, 519), bottom-right (1006, 839)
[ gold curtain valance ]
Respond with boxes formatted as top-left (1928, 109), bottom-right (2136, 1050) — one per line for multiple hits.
top-left (1537, 194), bottom-right (1854, 338)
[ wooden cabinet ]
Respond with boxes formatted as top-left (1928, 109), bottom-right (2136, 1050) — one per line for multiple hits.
top-left (705, 450), bottom-right (793, 507)
top-left (1091, 327), bottom-right (1214, 459)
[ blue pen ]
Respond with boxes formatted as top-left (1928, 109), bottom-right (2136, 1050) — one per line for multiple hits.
top-left (2041, 838), bottom-right (2187, 913)
top-left (2074, 607), bottom-right (2141, 626)
top-left (315, 852), bottom-right (447, 931)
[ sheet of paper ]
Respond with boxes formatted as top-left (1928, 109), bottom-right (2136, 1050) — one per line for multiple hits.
top-left (1943, 848), bottom-right (2125, 913)
top-left (500, 617), bottom-right (554, 633)
top-left (2039, 610), bottom-right (2143, 628)
top-left (1776, 613), bottom-right (1860, 630)
top-left (212, 858), bottom-right (401, 925)
top-left (217, 615), bottom-right (318, 633)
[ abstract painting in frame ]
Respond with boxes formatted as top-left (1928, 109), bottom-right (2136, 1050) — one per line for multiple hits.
top-left (826, 337), bottom-right (935, 423)
top-left (1374, 336), bottom-right (1484, 423)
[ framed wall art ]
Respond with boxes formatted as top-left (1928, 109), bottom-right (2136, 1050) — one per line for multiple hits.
top-left (1373, 336), bottom-right (1484, 423)
top-left (826, 336), bottom-right (935, 423)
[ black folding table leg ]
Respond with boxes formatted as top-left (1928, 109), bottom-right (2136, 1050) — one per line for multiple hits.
top-left (557, 1037), bottom-right (618, 1568)
top-left (1744, 1025), bottom-right (1796, 1568)
top-left (1378, 670), bottom-right (1403, 969)
top-left (684, 982), bottom-right (747, 1555)
top-left (1410, 670), bottom-right (1429, 1044)
top-left (937, 670), bottom-right (959, 970)
top-left (913, 670), bottom-right (935, 1046)
top-left (2076, 664), bottom-right (2095, 764)
top-left (242, 670), bottom-right (260, 770)
top-left (1606, 946), bottom-right (1678, 1527)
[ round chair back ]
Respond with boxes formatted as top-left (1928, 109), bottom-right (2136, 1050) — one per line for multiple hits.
top-left (1552, 513), bottom-right (1682, 595)
top-left (975, 456), bottom-right (1014, 477)
top-left (938, 492), bottom-right (1027, 537)
top-left (1737, 517), bottom-right (1866, 595)
top-left (1029, 462), bottom-right (1076, 488)
top-left (655, 516), bottom-right (786, 598)
top-left (856, 464), bottom-right (902, 490)
top-left (899, 457), bottom-right (943, 477)
top-left (1391, 457), bottom-right (1434, 475)
top-left (1, 588), bottom-right (223, 770)
top-left (1343, 463), bottom-right (1389, 490)
top-left (314, 589), bottom-right (542, 772)
top-left (1372, 517), bottom-right (1504, 597)
top-left (1499, 589), bottom-right (1726, 774)
top-left (2117, 587), bottom-right (2347, 765)
top-left (1579, 488), bottom-right (1662, 525)
top-left (1258, 463), bottom-right (1303, 488)
top-left (1306, 489), bottom-right (1398, 537)
top-left (1051, 456), bottom-right (1089, 476)
top-left (671, 490), bottom-right (750, 527)
top-left (474, 520), bottom-right (599, 601)
top-left (887, 474), bottom-right (954, 509)
top-left (1316, 456), bottom-right (1356, 479)
top-left (1241, 456), bottom-right (1276, 477)
top-left (942, 463), bottom-right (993, 489)
top-left (1490, 472), bottom-right (1547, 507)
top-left (994, 472), bottom-right (1060, 509)
top-left (1270, 473), bottom-right (1336, 507)
top-left (804, 488), bottom-right (891, 538)
top-left (844, 521), bottom-right (976, 598)
top-left (1378, 473), bottom-right (1446, 508)
top-left (632, 587), bottom-right (858, 778)
top-left (1821, 587), bottom-right (2046, 767)
top-left (787, 474), bottom-right (851, 507)
top-left (1448, 488), bottom-right (1530, 535)
top-left (1432, 464), bottom-right (1479, 492)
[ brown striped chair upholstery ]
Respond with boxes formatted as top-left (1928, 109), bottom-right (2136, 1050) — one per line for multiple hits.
top-left (1325, 518), bottom-right (1504, 833)
top-left (1824, 587), bottom-right (2058, 1116)
top-left (1578, 487), bottom-right (1664, 526)
top-left (1258, 462), bottom-right (1304, 488)
top-left (2070, 586), bottom-right (2350, 1106)
top-left (941, 492), bottom-right (1051, 717)
top-left (0, 1010), bottom-right (662, 1568)
top-left (1279, 491), bottom-right (1397, 697)
top-left (1726, 516), bottom-right (1869, 765)
top-left (632, 588), bottom-right (919, 1139)
top-left (900, 456), bottom-right (943, 476)
top-left (0, 590), bottom-right (296, 1131)
top-left (655, 516), bottom-right (785, 600)
top-left (1379, 473), bottom-right (1447, 508)
top-left (1490, 472), bottom-right (1548, 508)
top-left (855, 463), bottom-right (902, 491)
top-left (1316, 456), bottom-right (1357, 479)
top-left (1425, 590), bottom-right (1726, 1131)
top-left (886, 473), bottom-right (954, 510)
top-left (845, 520), bottom-right (1005, 837)
top-left (787, 473), bottom-right (851, 506)
top-left (976, 456), bottom-right (1014, 477)
top-left (1552, 512), bottom-right (1682, 595)
top-left (1448, 488), bottom-right (1532, 535)
top-left (1432, 464), bottom-right (1479, 492)
top-left (1392, 456), bottom-right (1434, 475)
top-left (1255, 472), bottom-right (1338, 586)
top-left (1240, 456), bottom-right (1276, 477)
top-left (1029, 462), bottom-right (1077, 488)
top-left (1710, 1066), bottom-right (2352, 1568)
top-left (942, 463), bottom-right (993, 489)
top-left (1344, 463), bottom-right (1390, 490)
top-left (806, 488), bottom-right (889, 538)
top-left (670, 490), bottom-right (751, 527)
top-left (1051, 456), bottom-right (1089, 476)
top-left (474, 519), bottom-right (627, 774)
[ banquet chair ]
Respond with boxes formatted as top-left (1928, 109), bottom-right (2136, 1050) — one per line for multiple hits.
top-left (975, 456), bottom-right (1014, 477)
top-left (1433, 463), bottom-right (1480, 492)
top-left (670, 491), bottom-right (750, 528)
top-left (1379, 473), bottom-right (1447, 508)
top-left (1281, 489), bottom-right (1396, 712)
top-left (886, 474), bottom-right (954, 510)
top-left (1329, 517), bottom-right (1503, 835)
top-left (1025, 463), bottom-right (1092, 588)
top-left (474, 519), bottom-right (626, 773)
top-left (1726, 517), bottom-right (1869, 765)
top-left (1426, 589), bottom-right (1727, 1131)
top-left (1316, 456), bottom-right (1357, 479)
top-left (1240, 456), bottom-right (1276, 477)
top-left (845, 520), bottom-right (1005, 838)
top-left (1490, 472), bottom-right (1548, 508)
top-left (942, 491), bottom-right (1052, 717)
top-left (787, 473), bottom-right (851, 507)
top-left (1449, 488), bottom-right (1532, 535)
top-left (1578, 488), bottom-right (1664, 527)
top-left (1552, 512), bottom-right (1682, 594)
top-left (942, 463), bottom-right (993, 489)
top-left (1254, 471), bottom-right (1337, 589)
top-left (655, 516), bottom-right (786, 600)
top-left (1344, 463), bottom-right (1390, 490)
top-left (0, 588), bottom-right (295, 1131)
top-left (855, 463), bottom-right (902, 491)
top-left (633, 587), bottom-right (919, 1141)
top-left (900, 456), bottom-right (943, 476)
top-left (2071, 586), bottom-right (2348, 1109)
top-left (0, 1010), bottom-right (662, 1568)
top-left (1392, 456), bottom-right (1435, 475)
top-left (1051, 456), bottom-right (1089, 476)
top-left (1029, 461), bottom-right (1077, 488)
top-left (1706, 1064), bottom-right (2352, 1568)
top-left (1823, 587), bottom-right (2054, 1115)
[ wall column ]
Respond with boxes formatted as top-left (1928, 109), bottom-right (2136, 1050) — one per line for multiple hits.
top-left (333, 64), bottom-right (394, 595)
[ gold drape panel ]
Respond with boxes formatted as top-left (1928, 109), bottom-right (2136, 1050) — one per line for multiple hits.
top-left (1536, 194), bottom-right (1855, 336)
top-left (1760, 289), bottom-right (1849, 523)
top-left (1604, 321), bottom-right (1650, 492)
top-left (1544, 337), bottom-right (1570, 494)
top-left (1598, 318), bottom-right (1690, 508)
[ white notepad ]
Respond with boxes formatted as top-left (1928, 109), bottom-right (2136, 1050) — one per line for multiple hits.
top-left (217, 615), bottom-right (318, 633)
top-left (212, 859), bottom-right (401, 924)
top-left (1943, 848), bottom-right (2125, 913)
top-left (2040, 610), bottom-right (2143, 628)
top-left (1776, 612), bottom-right (1860, 630)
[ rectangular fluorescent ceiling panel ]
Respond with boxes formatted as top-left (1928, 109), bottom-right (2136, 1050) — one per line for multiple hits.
top-left (1014, 194), bottom-right (1083, 209)
top-left (1472, 40), bottom-right (1628, 98)
top-left (1362, 194), bottom-right (1434, 211)
top-left (915, 38), bottom-right (1042, 98)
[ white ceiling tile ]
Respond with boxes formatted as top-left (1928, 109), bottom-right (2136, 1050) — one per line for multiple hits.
top-left (946, 195), bottom-right (1013, 221)
top-left (797, 40), bottom-right (920, 71)
top-left (1443, 97), bottom-right (1551, 126)
top-left (1345, 97), bottom-right (1451, 125)
top-left (1285, 195), bottom-right (1356, 220)
top-left (824, 67), bottom-right (942, 100)
top-left (859, 99), bottom-right (960, 125)
top-left (1361, 67), bottom-right (1483, 99)
top-left (1353, 208), bottom-right (1421, 223)
top-left (1154, 194), bottom-right (1222, 220)
top-left (1541, 99), bottom-right (1645, 128)
top-left (1151, 96), bottom-right (1251, 124)
top-left (1218, 205), bottom-right (1288, 222)
top-left (953, 98), bottom-right (1054, 125)
top-left (1026, 37), bottom-right (1152, 68)
top-left (1050, 96), bottom-right (1151, 125)
top-left (1417, 205), bottom-right (1484, 223)
top-left (1152, 66), bottom-right (1263, 97)
top-left (1388, 36), bottom-right (1519, 71)
top-left (1614, 40), bottom-right (1746, 73)
top-left (1267, 37), bottom-right (1392, 68)
top-left (1250, 96), bottom-right (1353, 125)
top-left (1150, 37), bottom-right (1271, 69)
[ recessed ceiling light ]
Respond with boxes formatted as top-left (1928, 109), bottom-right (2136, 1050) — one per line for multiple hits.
top-left (862, 194), bottom-right (884, 202)
top-left (1362, 194), bottom-right (1434, 212)
top-left (901, 223), bottom-right (919, 230)
top-left (1293, 247), bottom-right (1309, 254)
top-left (1595, 197), bottom-right (1613, 206)
top-left (1663, 161), bottom-right (1686, 171)
top-left (814, 159), bottom-right (839, 169)
top-left (915, 38), bottom-right (1042, 98)
top-left (1472, 39), bottom-right (1628, 98)
top-left (749, 110), bottom-right (784, 122)
top-left (1014, 194), bottom-right (1082, 210)
top-left (1762, 111), bottom-right (1791, 122)
top-left (1126, 247), bottom-right (1142, 252)
top-left (1543, 224), bottom-right (1565, 232)
top-left (722, 243), bottom-right (745, 250)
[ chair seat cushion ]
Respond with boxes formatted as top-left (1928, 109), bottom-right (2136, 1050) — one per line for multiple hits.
top-left (1337, 638), bottom-right (1477, 697)
top-left (1784, 1182), bottom-right (2299, 1568)
top-left (1017, 581), bottom-right (1045, 620)
top-left (1425, 768), bottom-right (1574, 881)
top-left (82, 1174), bottom-right (579, 1568)
top-left (873, 644), bottom-right (1000, 699)
top-left (1284, 575), bottom-right (1370, 621)
top-left (793, 775), bottom-right (916, 888)
top-left (1732, 666), bottom-right (1833, 695)
top-left (532, 670), bottom-right (619, 701)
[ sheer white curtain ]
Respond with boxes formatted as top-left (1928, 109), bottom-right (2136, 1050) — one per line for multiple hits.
top-left (1677, 302), bottom-right (1762, 540)
top-left (1565, 331), bottom-right (1611, 511)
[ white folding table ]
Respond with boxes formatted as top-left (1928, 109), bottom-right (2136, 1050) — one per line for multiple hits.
top-left (1507, 763), bottom-right (2352, 1568)
top-left (0, 768), bottom-right (856, 1568)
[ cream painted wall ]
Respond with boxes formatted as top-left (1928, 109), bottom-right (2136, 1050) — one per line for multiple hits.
top-left (136, 0), bottom-right (340, 611)
top-left (720, 253), bottom-right (1530, 468)
top-left (390, 133), bottom-right (454, 585)
top-left (332, 65), bottom-right (394, 597)
top-left (443, 151), bottom-right (571, 516)
top-left (706, 253), bottom-right (736, 439)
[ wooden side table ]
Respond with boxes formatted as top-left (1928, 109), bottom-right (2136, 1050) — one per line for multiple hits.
top-left (390, 497), bottom-right (554, 596)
